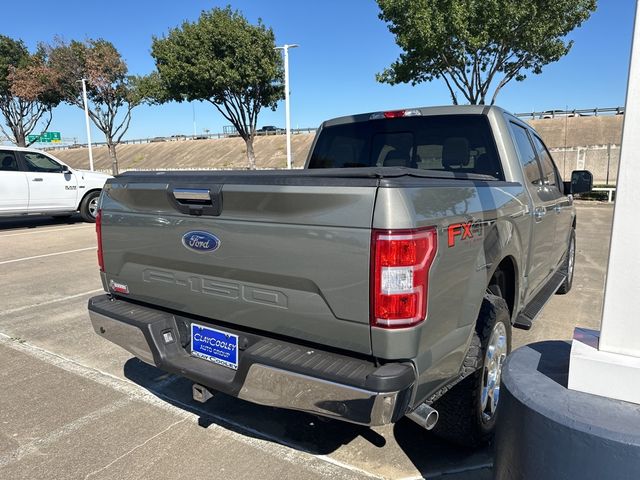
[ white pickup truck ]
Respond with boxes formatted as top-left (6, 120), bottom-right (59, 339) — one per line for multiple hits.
top-left (0, 146), bottom-right (111, 222)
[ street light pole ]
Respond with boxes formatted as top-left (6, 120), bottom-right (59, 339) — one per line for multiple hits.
top-left (275, 44), bottom-right (298, 169)
top-left (192, 102), bottom-right (197, 137)
top-left (80, 79), bottom-right (94, 171)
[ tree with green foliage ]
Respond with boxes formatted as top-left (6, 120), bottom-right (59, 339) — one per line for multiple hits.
top-left (0, 35), bottom-right (63, 147)
top-left (376, 0), bottom-right (597, 105)
top-left (48, 39), bottom-right (145, 174)
top-left (149, 6), bottom-right (284, 169)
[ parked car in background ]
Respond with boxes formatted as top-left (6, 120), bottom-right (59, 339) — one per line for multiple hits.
top-left (256, 125), bottom-right (283, 135)
top-left (540, 110), bottom-right (584, 119)
top-left (0, 146), bottom-right (111, 222)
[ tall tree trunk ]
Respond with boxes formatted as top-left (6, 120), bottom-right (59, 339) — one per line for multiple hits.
top-left (245, 137), bottom-right (256, 170)
top-left (108, 142), bottom-right (119, 175)
top-left (8, 122), bottom-right (26, 147)
top-left (15, 130), bottom-right (26, 147)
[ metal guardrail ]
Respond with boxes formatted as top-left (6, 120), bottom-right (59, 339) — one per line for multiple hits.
top-left (94, 166), bottom-right (305, 174)
top-left (515, 107), bottom-right (625, 120)
top-left (592, 187), bottom-right (617, 203)
top-left (42, 127), bottom-right (318, 151)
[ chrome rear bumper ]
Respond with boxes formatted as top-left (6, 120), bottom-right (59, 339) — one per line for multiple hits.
top-left (88, 296), bottom-right (414, 426)
top-left (237, 364), bottom-right (401, 425)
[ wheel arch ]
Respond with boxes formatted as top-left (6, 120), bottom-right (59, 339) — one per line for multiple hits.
top-left (76, 188), bottom-right (102, 211)
top-left (487, 255), bottom-right (518, 320)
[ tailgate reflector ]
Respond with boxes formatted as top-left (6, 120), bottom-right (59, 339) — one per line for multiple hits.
top-left (371, 227), bottom-right (437, 328)
top-left (96, 209), bottom-right (104, 272)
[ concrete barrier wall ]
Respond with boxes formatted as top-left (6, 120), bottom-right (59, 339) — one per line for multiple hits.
top-left (528, 115), bottom-right (623, 148)
top-left (549, 145), bottom-right (619, 184)
top-left (527, 115), bottom-right (622, 184)
top-left (53, 133), bottom-right (316, 171)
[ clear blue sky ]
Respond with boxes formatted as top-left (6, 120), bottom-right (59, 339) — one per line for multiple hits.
top-left (1, 0), bottom-right (636, 142)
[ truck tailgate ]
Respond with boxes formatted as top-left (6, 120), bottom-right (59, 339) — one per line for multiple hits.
top-left (99, 172), bottom-right (378, 355)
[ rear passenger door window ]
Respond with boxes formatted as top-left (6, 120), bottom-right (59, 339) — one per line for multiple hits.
top-left (0, 150), bottom-right (21, 171)
top-left (531, 135), bottom-right (561, 190)
top-left (510, 123), bottom-right (542, 185)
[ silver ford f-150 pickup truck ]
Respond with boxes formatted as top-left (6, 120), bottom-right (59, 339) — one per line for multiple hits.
top-left (88, 105), bottom-right (592, 446)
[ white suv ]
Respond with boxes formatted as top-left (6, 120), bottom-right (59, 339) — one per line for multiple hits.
top-left (0, 146), bottom-right (112, 223)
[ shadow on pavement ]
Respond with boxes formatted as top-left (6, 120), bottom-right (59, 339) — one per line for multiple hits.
top-left (123, 358), bottom-right (378, 454)
top-left (124, 358), bottom-right (493, 478)
top-left (393, 420), bottom-right (493, 478)
top-left (0, 214), bottom-right (84, 231)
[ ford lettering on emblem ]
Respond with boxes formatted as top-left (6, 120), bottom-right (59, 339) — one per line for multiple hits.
top-left (182, 231), bottom-right (221, 253)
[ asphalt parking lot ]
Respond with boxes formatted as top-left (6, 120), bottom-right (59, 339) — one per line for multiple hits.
top-left (0, 202), bottom-right (613, 480)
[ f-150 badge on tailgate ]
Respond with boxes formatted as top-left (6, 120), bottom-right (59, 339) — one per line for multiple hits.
top-left (182, 231), bottom-right (221, 253)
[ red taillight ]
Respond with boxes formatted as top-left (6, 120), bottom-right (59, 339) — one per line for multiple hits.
top-left (96, 209), bottom-right (104, 272)
top-left (371, 227), bottom-right (437, 329)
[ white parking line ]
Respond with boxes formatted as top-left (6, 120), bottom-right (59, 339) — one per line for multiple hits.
top-left (0, 225), bottom-right (93, 238)
top-left (1, 289), bottom-right (104, 316)
top-left (0, 247), bottom-right (95, 265)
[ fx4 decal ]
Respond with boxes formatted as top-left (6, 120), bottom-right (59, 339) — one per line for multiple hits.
top-left (447, 221), bottom-right (485, 247)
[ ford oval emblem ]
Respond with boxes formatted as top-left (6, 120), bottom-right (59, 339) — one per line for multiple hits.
top-left (182, 231), bottom-right (221, 253)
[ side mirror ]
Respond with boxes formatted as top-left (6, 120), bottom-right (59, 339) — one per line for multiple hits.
top-left (564, 170), bottom-right (593, 195)
top-left (61, 165), bottom-right (70, 173)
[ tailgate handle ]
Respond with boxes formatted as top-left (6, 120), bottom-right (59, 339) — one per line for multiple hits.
top-left (173, 188), bottom-right (211, 203)
top-left (169, 185), bottom-right (222, 216)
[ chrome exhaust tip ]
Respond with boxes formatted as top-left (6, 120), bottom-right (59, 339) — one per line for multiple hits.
top-left (406, 403), bottom-right (439, 430)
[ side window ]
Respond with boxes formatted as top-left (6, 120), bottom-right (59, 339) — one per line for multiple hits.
top-left (22, 152), bottom-right (63, 173)
top-left (0, 151), bottom-right (20, 171)
top-left (532, 135), bottom-right (560, 188)
top-left (510, 123), bottom-right (542, 185)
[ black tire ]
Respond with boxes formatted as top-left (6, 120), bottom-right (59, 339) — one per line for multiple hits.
top-left (556, 229), bottom-right (576, 295)
top-left (79, 191), bottom-right (100, 223)
top-left (432, 294), bottom-right (512, 448)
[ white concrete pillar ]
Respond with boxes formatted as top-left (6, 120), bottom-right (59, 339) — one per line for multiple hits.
top-left (568, 1), bottom-right (640, 404)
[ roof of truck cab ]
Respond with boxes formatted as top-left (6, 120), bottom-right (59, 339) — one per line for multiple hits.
top-left (322, 105), bottom-right (508, 127)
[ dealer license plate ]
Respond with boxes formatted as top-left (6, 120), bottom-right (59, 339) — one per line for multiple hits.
top-left (191, 323), bottom-right (238, 370)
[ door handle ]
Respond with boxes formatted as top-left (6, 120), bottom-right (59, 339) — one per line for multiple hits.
top-left (534, 207), bottom-right (546, 222)
top-left (554, 205), bottom-right (561, 214)
top-left (32, 178), bottom-right (43, 182)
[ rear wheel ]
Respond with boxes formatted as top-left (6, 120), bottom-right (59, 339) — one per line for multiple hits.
top-left (556, 229), bottom-right (576, 294)
top-left (432, 294), bottom-right (511, 447)
top-left (80, 191), bottom-right (100, 223)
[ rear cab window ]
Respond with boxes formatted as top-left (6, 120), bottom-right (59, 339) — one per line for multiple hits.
top-left (308, 115), bottom-right (504, 179)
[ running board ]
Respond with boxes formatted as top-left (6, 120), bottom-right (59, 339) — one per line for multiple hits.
top-left (514, 272), bottom-right (566, 330)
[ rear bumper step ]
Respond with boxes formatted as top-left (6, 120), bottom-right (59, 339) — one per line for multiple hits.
top-left (88, 294), bottom-right (415, 426)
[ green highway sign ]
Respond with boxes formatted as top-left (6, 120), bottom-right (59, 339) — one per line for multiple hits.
top-left (27, 131), bottom-right (62, 143)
